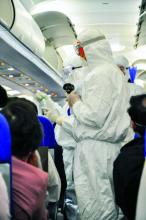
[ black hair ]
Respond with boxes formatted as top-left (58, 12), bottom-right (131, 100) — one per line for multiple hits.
top-left (7, 97), bottom-right (38, 115)
top-left (0, 98), bottom-right (42, 158)
top-left (0, 85), bottom-right (8, 107)
top-left (128, 94), bottom-right (146, 136)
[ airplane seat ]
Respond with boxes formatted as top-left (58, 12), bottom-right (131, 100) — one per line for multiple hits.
top-left (0, 113), bottom-right (11, 216)
top-left (38, 115), bottom-right (57, 149)
top-left (0, 113), bottom-right (11, 163)
top-left (38, 115), bottom-right (59, 220)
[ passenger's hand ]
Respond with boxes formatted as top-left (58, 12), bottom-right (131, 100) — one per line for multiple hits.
top-left (67, 91), bottom-right (80, 107)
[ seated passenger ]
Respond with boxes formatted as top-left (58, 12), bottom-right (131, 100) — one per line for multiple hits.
top-left (0, 85), bottom-right (8, 108)
top-left (0, 99), bottom-right (48, 220)
top-left (0, 172), bottom-right (10, 220)
top-left (113, 94), bottom-right (146, 220)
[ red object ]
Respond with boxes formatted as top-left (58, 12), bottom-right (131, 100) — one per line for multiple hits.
top-left (79, 47), bottom-right (87, 61)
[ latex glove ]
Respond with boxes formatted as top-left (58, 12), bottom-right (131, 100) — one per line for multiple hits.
top-left (36, 91), bottom-right (56, 111)
top-left (46, 109), bottom-right (64, 126)
top-left (36, 91), bottom-right (48, 102)
top-left (67, 91), bottom-right (80, 107)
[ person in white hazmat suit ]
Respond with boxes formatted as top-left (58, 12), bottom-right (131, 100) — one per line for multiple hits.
top-left (55, 58), bottom-right (84, 220)
top-left (37, 28), bottom-right (130, 219)
top-left (65, 28), bottom-right (131, 220)
top-left (114, 55), bottom-right (146, 144)
top-left (36, 57), bottom-right (84, 220)
top-left (114, 55), bottom-right (145, 97)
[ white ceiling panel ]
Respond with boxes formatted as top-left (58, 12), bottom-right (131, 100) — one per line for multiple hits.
top-left (31, 0), bottom-right (142, 54)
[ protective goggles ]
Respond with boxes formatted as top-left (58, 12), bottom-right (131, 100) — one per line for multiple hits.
top-left (74, 41), bottom-right (87, 60)
top-left (74, 41), bottom-right (82, 55)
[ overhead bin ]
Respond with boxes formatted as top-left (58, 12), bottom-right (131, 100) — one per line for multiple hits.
top-left (33, 11), bottom-right (77, 71)
top-left (0, 24), bottom-right (64, 97)
top-left (135, 0), bottom-right (146, 47)
top-left (136, 15), bottom-right (146, 47)
top-left (33, 11), bottom-right (77, 49)
top-left (0, 1), bottom-right (65, 99)
top-left (0, 0), bottom-right (45, 58)
top-left (0, 0), bottom-right (14, 29)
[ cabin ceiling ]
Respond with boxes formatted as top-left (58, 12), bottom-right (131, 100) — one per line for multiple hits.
top-left (31, 0), bottom-right (142, 54)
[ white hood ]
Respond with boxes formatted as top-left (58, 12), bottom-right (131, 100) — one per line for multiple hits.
top-left (114, 54), bottom-right (130, 81)
top-left (78, 28), bottom-right (113, 66)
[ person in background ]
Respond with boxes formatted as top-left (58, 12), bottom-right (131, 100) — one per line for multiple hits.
top-left (114, 55), bottom-right (145, 96)
top-left (36, 55), bottom-right (83, 219)
top-left (0, 98), bottom-right (48, 220)
top-left (0, 173), bottom-right (10, 220)
top-left (55, 58), bottom-right (83, 220)
top-left (114, 55), bottom-right (146, 144)
top-left (113, 94), bottom-right (146, 220)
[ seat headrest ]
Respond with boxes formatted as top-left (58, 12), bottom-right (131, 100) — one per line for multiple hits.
top-left (0, 113), bottom-right (11, 163)
top-left (38, 115), bottom-right (57, 148)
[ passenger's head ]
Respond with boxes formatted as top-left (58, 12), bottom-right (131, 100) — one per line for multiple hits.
top-left (7, 97), bottom-right (38, 115)
top-left (0, 98), bottom-right (42, 159)
top-left (0, 85), bottom-right (8, 108)
top-left (128, 94), bottom-right (146, 136)
top-left (74, 28), bottom-right (113, 66)
top-left (114, 55), bottom-right (129, 77)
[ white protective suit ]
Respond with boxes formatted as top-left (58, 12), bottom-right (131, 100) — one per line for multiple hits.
top-left (48, 150), bottom-right (61, 203)
top-left (62, 29), bottom-right (131, 220)
top-left (35, 150), bottom-right (61, 203)
top-left (55, 102), bottom-right (80, 220)
top-left (0, 172), bottom-right (10, 220)
top-left (55, 57), bottom-right (86, 220)
top-left (114, 54), bottom-right (146, 144)
top-left (114, 55), bottom-right (145, 97)
top-left (36, 57), bottom-right (84, 220)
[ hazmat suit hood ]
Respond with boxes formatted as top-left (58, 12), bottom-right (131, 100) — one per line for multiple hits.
top-left (78, 28), bottom-right (113, 66)
top-left (114, 55), bottom-right (130, 81)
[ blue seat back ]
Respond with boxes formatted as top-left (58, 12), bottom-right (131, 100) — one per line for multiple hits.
top-left (0, 113), bottom-right (12, 214)
top-left (0, 113), bottom-right (11, 163)
top-left (38, 115), bottom-right (57, 148)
